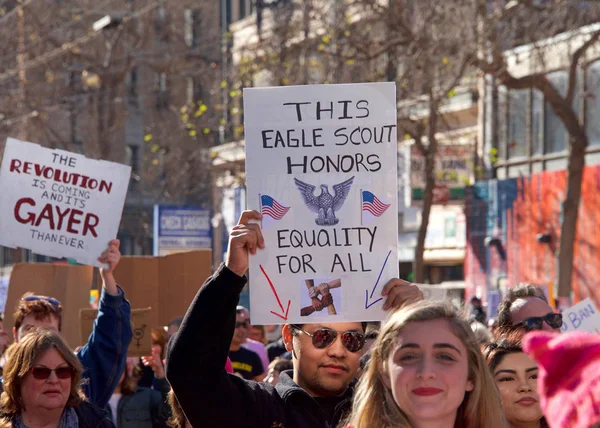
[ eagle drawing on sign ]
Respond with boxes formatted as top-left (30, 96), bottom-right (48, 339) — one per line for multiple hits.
top-left (294, 176), bottom-right (355, 226)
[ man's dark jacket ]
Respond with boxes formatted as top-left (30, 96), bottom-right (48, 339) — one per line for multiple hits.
top-left (166, 264), bottom-right (355, 428)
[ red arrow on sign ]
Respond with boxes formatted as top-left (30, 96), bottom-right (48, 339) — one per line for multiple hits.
top-left (259, 264), bottom-right (291, 321)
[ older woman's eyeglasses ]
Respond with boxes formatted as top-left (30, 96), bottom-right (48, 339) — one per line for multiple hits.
top-left (31, 366), bottom-right (74, 380)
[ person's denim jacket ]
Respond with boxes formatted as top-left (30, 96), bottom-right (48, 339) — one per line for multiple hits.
top-left (78, 286), bottom-right (133, 409)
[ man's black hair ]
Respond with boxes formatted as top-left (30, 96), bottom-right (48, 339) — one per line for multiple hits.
top-left (496, 284), bottom-right (548, 327)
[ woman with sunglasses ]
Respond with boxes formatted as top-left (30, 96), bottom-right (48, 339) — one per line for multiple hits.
top-left (513, 313), bottom-right (562, 332)
top-left (344, 301), bottom-right (506, 428)
top-left (0, 328), bottom-right (113, 427)
top-left (485, 329), bottom-right (548, 428)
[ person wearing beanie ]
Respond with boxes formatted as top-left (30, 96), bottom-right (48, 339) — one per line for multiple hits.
top-left (523, 330), bottom-right (600, 428)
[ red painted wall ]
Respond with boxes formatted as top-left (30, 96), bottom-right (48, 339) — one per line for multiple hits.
top-left (465, 165), bottom-right (600, 308)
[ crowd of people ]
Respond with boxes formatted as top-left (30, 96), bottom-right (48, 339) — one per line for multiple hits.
top-left (0, 212), bottom-right (598, 427)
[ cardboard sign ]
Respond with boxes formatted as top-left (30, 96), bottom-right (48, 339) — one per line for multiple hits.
top-left (4, 263), bottom-right (93, 348)
top-left (113, 250), bottom-right (212, 328)
top-left (0, 138), bottom-right (131, 267)
top-left (560, 298), bottom-right (600, 334)
top-left (80, 308), bottom-right (152, 356)
top-left (244, 83), bottom-right (399, 324)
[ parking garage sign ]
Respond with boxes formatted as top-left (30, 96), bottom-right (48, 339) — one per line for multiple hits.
top-left (153, 205), bottom-right (211, 256)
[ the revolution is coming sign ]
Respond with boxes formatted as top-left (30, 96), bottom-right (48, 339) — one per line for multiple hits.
top-left (0, 138), bottom-right (131, 267)
top-left (244, 82), bottom-right (399, 325)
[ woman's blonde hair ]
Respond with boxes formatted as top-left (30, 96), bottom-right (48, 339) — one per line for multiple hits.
top-left (345, 301), bottom-right (506, 428)
top-left (0, 328), bottom-right (85, 424)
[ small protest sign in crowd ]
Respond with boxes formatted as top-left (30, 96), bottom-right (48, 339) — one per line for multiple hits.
top-left (0, 83), bottom-right (597, 428)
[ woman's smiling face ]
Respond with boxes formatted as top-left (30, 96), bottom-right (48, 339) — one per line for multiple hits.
top-left (383, 319), bottom-right (474, 427)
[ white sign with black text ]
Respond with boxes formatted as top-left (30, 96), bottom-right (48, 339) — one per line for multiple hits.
top-left (244, 83), bottom-right (399, 325)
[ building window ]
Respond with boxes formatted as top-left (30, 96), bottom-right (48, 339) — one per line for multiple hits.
top-left (222, 0), bottom-right (232, 27)
top-left (507, 89), bottom-right (527, 159)
top-left (155, 0), bottom-right (166, 31)
top-left (184, 9), bottom-right (193, 47)
top-left (126, 145), bottom-right (140, 175)
top-left (497, 86), bottom-right (507, 161)
top-left (239, 0), bottom-right (246, 19)
top-left (184, 9), bottom-right (201, 47)
top-left (186, 77), bottom-right (194, 105)
top-left (186, 77), bottom-right (205, 105)
top-left (128, 67), bottom-right (138, 104)
top-left (532, 89), bottom-right (543, 155)
top-left (155, 73), bottom-right (168, 109)
top-left (544, 71), bottom-right (568, 154)
top-left (586, 60), bottom-right (600, 146)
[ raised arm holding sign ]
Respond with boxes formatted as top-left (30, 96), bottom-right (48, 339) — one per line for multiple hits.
top-left (168, 208), bottom-right (423, 428)
top-left (167, 83), bottom-right (427, 428)
top-left (0, 139), bottom-right (133, 408)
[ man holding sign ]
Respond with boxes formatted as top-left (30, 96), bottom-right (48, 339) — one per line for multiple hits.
top-left (167, 210), bottom-right (422, 428)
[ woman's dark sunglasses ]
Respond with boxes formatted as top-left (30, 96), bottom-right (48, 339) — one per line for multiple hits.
top-left (31, 366), bottom-right (74, 380)
top-left (515, 313), bottom-right (563, 330)
top-left (293, 326), bottom-right (365, 353)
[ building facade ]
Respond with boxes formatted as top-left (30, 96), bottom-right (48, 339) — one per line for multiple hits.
top-left (0, 0), bottom-right (222, 266)
top-left (466, 24), bottom-right (600, 309)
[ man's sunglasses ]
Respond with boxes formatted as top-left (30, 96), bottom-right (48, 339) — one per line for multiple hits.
top-left (235, 321), bottom-right (249, 329)
top-left (23, 295), bottom-right (61, 307)
top-left (31, 366), bottom-right (74, 380)
top-left (515, 313), bottom-right (563, 330)
top-left (293, 326), bottom-right (365, 353)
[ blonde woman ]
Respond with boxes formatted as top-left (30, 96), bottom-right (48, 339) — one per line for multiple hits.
top-left (0, 328), bottom-right (113, 428)
top-left (344, 301), bottom-right (506, 428)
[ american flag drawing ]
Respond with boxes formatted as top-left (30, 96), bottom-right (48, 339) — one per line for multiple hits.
top-left (261, 195), bottom-right (290, 220)
top-left (362, 190), bottom-right (390, 218)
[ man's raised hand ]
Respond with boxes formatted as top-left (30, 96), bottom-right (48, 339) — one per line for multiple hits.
top-left (225, 210), bottom-right (265, 277)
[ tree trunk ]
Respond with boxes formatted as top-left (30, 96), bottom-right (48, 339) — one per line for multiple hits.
top-left (414, 148), bottom-right (436, 283)
top-left (414, 97), bottom-right (438, 283)
top-left (557, 134), bottom-right (586, 298)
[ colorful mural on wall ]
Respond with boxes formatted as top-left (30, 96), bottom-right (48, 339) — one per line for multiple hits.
top-left (465, 165), bottom-right (600, 308)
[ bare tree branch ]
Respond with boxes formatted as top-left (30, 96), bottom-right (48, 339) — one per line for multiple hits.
top-left (567, 28), bottom-right (600, 104)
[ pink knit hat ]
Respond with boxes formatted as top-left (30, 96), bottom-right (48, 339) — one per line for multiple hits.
top-left (523, 331), bottom-right (600, 428)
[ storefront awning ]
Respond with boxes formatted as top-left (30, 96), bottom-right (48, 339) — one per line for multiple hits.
top-left (423, 248), bottom-right (465, 264)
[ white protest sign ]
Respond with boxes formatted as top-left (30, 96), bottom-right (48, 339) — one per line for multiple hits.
top-left (244, 82), bottom-right (398, 324)
top-left (560, 298), bottom-right (600, 334)
top-left (0, 138), bottom-right (131, 267)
